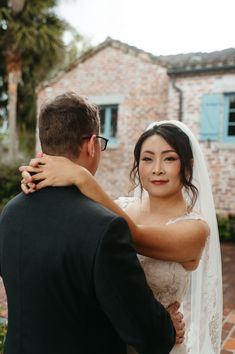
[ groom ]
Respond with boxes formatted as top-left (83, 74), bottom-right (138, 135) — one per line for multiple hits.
top-left (0, 92), bottom-right (182, 354)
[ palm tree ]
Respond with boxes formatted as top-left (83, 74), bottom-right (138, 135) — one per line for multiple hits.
top-left (0, 0), bottom-right (67, 160)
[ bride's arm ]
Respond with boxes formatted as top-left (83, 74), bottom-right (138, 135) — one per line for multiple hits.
top-left (70, 171), bottom-right (207, 267)
top-left (20, 155), bottom-right (207, 267)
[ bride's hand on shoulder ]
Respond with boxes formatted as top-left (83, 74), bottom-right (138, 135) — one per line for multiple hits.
top-left (19, 153), bottom-right (91, 194)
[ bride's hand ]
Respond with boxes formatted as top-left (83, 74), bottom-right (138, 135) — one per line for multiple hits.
top-left (167, 302), bottom-right (185, 344)
top-left (19, 154), bottom-right (91, 193)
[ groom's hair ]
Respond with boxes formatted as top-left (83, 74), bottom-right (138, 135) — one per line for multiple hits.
top-left (39, 92), bottom-right (99, 160)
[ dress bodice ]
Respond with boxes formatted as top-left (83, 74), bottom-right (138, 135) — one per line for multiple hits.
top-left (127, 257), bottom-right (190, 354)
top-left (137, 212), bottom-right (204, 308)
top-left (137, 256), bottom-right (190, 308)
top-left (117, 197), bottom-right (204, 354)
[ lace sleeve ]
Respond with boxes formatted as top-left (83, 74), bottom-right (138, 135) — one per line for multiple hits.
top-left (115, 197), bottom-right (139, 210)
top-left (166, 212), bottom-right (206, 225)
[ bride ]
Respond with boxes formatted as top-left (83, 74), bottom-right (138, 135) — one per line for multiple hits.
top-left (20, 120), bottom-right (223, 353)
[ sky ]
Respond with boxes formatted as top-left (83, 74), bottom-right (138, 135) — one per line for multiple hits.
top-left (56, 0), bottom-right (235, 56)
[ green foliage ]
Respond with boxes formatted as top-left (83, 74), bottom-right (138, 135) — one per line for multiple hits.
top-left (217, 215), bottom-right (235, 242)
top-left (0, 1), bottom-right (66, 59)
top-left (0, 0), bottom-right (91, 137)
top-left (18, 127), bottom-right (36, 157)
top-left (0, 319), bottom-right (7, 353)
top-left (0, 161), bottom-right (21, 211)
top-left (0, 0), bottom-right (91, 128)
top-left (0, 0), bottom-right (67, 127)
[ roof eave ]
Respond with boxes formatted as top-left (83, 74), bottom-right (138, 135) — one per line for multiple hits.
top-left (168, 64), bottom-right (235, 75)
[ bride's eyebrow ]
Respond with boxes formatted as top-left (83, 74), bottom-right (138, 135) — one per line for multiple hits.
top-left (141, 150), bottom-right (154, 154)
top-left (162, 150), bottom-right (177, 154)
top-left (141, 149), bottom-right (177, 154)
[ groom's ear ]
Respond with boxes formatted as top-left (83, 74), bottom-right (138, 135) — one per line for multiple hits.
top-left (87, 135), bottom-right (96, 158)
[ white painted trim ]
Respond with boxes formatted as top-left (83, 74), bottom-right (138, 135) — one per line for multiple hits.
top-left (88, 95), bottom-right (124, 105)
top-left (217, 143), bottom-right (235, 149)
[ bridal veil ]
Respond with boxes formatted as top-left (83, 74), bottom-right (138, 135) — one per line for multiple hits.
top-left (144, 120), bottom-right (223, 353)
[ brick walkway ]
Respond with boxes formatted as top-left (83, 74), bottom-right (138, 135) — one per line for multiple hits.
top-left (0, 242), bottom-right (235, 352)
top-left (221, 242), bottom-right (235, 353)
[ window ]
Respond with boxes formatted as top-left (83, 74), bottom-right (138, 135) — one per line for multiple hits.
top-left (224, 94), bottom-right (235, 142)
top-left (99, 105), bottom-right (118, 145)
top-left (200, 93), bottom-right (235, 143)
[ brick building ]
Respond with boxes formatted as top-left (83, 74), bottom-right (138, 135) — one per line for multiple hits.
top-left (36, 38), bottom-right (235, 215)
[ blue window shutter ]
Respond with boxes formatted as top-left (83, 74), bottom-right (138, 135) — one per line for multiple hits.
top-left (200, 94), bottom-right (222, 141)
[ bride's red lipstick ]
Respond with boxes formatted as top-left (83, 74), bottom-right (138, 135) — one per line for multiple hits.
top-left (150, 180), bottom-right (169, 185)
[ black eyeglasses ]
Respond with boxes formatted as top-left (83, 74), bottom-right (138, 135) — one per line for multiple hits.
top-left (82, 135), bottom-right (109, 151)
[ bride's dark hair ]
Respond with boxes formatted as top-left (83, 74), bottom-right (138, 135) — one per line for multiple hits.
top-left (129, 123), bottom-right (199, 210)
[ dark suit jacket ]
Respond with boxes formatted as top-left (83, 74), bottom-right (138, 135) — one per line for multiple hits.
top-left (0, 187), bottom-right (175, 354)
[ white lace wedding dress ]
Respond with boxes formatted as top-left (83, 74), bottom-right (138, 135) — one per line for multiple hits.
top-left (117, 198), bottom-right (203, 354)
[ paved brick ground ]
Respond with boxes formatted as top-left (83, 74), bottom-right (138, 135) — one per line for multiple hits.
top-left (221, 242), bottom-right (235, 353)
top-left (0, 242), bottom-right (234, 352)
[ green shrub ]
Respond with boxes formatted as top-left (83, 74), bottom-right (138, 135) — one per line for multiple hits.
top-left (0, 162), bottom-right (21, 212)
top-left (0, 321), bottom-right (7, 353)
top-left (19, 129), bottom-right (36, 158)
top-left (217, 214), bottom-right (235, 242)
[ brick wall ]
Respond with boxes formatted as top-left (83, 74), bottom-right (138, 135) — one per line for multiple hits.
top-left (167, 72), bottom-right (235, 215)
top-left (37, 44), bottom-right (235, 214)
top-left (37, 45), bottom-right (170, 199)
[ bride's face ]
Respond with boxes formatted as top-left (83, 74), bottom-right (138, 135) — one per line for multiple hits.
top-left (138, 134), bottom-right (182, 198)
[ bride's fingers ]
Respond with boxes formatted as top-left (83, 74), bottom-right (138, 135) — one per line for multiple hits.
top-left (29, 158), bottom-right (43, 167)
top-left (29, 155), bottom-right (50, 166)
top-left (21, 170), bottom-right (32, 181)
top-left (21, 178), bottom-right (35, 187)
top-left (30, 172), bottom-right (46, 181)
top-left (21, 180), bottom-right (36, 194)
top-left (29, 155), bottom-right (53, 167)
top-left (175, 328), bottom-right (185, 344)
top-left (23, 165), bottom-right (44, 174)
top-left (175, 312), bottom-right (184, 322)
top-left (174, 313), bottom-right (185, 330)
top-left (176, 320), bottom-right (185, 331)
top-left (175, 326), bottom-right (185, 336)
top-left (19, 165), bottom-right (42, 173)
top-left (166, 302), bottom-right (180, 313)
top-left (19, 165), bottom-right (28, 172)
top-left (176, 335), bottom-right (184, 344)
top-left (19, 154), bottom-right (49, 172)
top-left (35, 179), bottom-right (50, 191)
top-left (36, 151), bottom-right (43, 158)
top-left (21, 176), bottom-right (36, 189)
top-left (21, 182), bottom-right (30, 195)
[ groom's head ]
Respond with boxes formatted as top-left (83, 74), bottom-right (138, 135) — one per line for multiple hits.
top-left (39, 92), bottom-right (101, 174)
